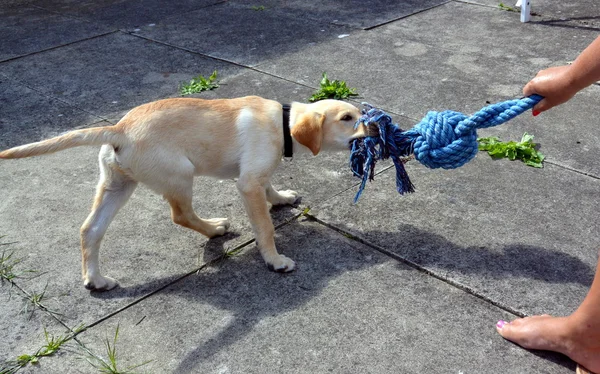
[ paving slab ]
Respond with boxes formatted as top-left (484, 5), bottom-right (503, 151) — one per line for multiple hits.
top-left (28, 0), bottom-right (223, 31)
top-left (8, 219), bottom-right (573, 373)
top-left (0, 0), bottom-right (597, 372)
top-left (0, 0), bottom-right (33, 8)
top-left (257, 1), bottom-right (600, 177)
top-left (0, 32), bottom-right (243, 123)
top-left (132, 1), bottom-right (356, 67)
top-left (462, 0), bottom-right (600, 29)
top-left (0, 76), bottom-right (104, 148)
top-left (311, 158), bottom-right (600, 318)
top-left (228, 0), bottom-right (449, 29)
top-left (376, 1), bottom-right (595, 63)
top-left (0, 6), bottom-right (112, 62)
top-left (258, 1), bottom-right (595, 117)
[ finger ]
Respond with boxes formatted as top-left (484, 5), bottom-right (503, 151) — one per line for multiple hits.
top-left (532, 98), bottom-right (552, 115)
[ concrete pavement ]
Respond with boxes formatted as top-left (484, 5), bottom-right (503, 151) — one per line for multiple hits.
top-left (1, 0), bottom-right (599, 373)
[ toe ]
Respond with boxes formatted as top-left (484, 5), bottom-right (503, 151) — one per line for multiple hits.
top-left (496, 316), bottom-right (568, 352)
top-left (84, 276), bottom-right (118, 292)
top-left (266, 255), bottom-right (296, 272)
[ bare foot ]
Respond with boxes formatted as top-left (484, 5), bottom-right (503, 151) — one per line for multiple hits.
top-left (496, 314), bottom-right (600, 373)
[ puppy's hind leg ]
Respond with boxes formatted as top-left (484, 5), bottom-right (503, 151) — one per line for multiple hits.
top-left (80, 146), bottom-right (137, 291)
top-left (266, 183), bottom-right (299, 206)
top-left (166, 176), bottom-right (230, 238)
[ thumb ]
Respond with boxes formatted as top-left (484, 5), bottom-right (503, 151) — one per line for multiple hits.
top-left (523, 82), bottom-right (544, 115)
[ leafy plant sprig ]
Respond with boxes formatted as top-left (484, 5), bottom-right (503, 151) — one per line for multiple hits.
top-left (309, 73), bottom-right (358, 102)
top-left (498, 3), bottom-right (517, 12)
top-left (477, 132), bottom-right (545, 168)
top-left (180, 70), bottom-right (219, 96)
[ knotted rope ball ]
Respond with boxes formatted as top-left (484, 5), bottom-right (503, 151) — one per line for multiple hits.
top-left (350, 95), bottom-right (543, 202)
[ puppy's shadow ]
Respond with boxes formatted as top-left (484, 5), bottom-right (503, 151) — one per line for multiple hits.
top-left (91, 204), bottom-right (300, 300)
top-left (164, 219), bottom-right (383, 373)
top-left (92, 219), bottom-right (583, 373)
top-left (358, 223), bottom-right (595, 287)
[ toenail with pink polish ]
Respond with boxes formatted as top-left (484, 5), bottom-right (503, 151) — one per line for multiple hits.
top-left (496, 320), bottom-right (507, 328)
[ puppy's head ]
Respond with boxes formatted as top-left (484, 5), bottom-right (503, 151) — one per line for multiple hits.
top-left (290, 100), bottom-right (366, 155)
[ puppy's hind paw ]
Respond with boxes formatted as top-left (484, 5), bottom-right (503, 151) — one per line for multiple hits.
top-left (266, 254), bottom-right (296, 272)
top-left (272, 190), bottom-right (299, 206)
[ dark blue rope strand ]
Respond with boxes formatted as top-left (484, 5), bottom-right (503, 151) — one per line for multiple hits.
top-left (350, 95), bottom-right (543, 202)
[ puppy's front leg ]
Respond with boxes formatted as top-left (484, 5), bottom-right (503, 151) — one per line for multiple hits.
top-left (237, 177), bottom-right (295, 272)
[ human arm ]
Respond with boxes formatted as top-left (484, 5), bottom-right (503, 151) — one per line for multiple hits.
top-left (524, 35), bottom-right (600, 115)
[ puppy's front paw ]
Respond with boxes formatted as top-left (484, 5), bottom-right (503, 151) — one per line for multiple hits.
top-left (205, 218), bottom-right (230, 238)
top-left (83, 275), bottom-right (118, 291)
top-left (266, 254), bottom-right (296, 272)
top-left (272, 190), bottom-right (299, 206)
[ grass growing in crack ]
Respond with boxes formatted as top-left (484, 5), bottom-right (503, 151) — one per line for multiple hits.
top-left (20, 284), bottom-right (64, 320)
top-left (0, 237), bottom-right (35, 284)
top-left (224, 245), bottom-right (246, 259)
top-left (2, 328), bottom-right (74, 373)
top-left (309, 72), bottom-right (358, 102)
top-left (81, 324), bottom-right (152, 374)
top-left (0, 250), bottom-right (21, 284)
top-left (251, 5), bottom-right (265, 11)
top-left (180, 70), bottom-right (219, 96)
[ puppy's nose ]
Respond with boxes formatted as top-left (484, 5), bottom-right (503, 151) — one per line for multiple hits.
top-left (362, 122), bottom-right (380, 137)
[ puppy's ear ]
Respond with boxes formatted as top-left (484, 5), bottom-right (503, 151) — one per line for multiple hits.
top-left (291, 112), bottom-right (325, 156)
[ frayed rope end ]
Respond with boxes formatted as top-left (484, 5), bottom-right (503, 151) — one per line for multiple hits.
top-left (350, 103), bottom-right (415, 203)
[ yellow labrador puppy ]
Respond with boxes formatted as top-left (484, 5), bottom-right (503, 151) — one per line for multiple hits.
top-left (0, 96), bottom-right (367, 291)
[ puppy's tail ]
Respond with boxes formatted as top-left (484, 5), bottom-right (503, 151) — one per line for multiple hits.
top-left (0, 126), bottom-right (127, 159)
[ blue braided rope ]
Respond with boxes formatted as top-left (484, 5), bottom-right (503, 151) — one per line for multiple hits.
top-left (350, 94), bottom-right (543, 202)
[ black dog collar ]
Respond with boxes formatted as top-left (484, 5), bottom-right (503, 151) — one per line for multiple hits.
top-left (282, 104), bottom-right (293, 158)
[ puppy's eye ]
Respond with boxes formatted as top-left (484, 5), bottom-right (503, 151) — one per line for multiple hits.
top-left (341, 114), bottom-right (354, 121)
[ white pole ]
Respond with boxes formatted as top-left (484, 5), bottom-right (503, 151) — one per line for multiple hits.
top-left (520, 0), bottom-right (531, 22)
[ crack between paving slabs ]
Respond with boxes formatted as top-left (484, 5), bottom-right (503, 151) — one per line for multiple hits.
top-left (0, 72), bottom-right (113, 126)
top-left (1, 210), bottom-right (305, 371)
top-left (304, 159), bottom-right (600, 314)
top-left (0, 30), bottom-right (120, 65)
top-left (0, 278), bottom-right (86, 372)
top-left (126, 31), bottom-right (331, 92)
top-left (362, 0), bottom-right (453, 31)
top-left (305, 213), bottom-right (529, 319)
top-left (83, 209), bottom-right (306, 330)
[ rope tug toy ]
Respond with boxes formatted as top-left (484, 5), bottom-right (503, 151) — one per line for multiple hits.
top-left (349, 94), bottom-right (543, 202)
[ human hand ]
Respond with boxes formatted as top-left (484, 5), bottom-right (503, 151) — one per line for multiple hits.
top-left (523, 65), bottom-right (581, 115)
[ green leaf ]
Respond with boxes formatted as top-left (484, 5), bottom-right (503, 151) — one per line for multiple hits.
top-left (477, 133), bottom-right (545, 167)
top-left (180, 70), bottom-right (220, 96)
top-left (521, 132), bottom-right (534, 143)
top-left (310, 72), bottom-right (359, 102)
